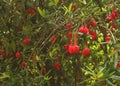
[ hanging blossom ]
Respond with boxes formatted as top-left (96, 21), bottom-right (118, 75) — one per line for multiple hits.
top-left (106, 9), bottom-right (118, 22)
top-left (65, 32), bottom-right (80, 54)
top-left (78, 24), bottom-right (89, 34)
top-left (82, 47), bottom-right (91, 57)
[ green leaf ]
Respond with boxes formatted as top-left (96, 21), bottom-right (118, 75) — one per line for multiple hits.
top-left (97, 72), bottom-right (103, 79)
top-left (0, 73), bottom-right (10, 81)
top-left (106, 80), bottom-right (114, 86)
top-left (79, 0), bottom-right (87, 5)
top-left (63, 5), bottom-right (69, 14)
top-left (85, 66), bottom-right (96, 75)
top-left (48, 0), bottom-right (58, 6)
top-left (44, 76), bottom-right (52, 81)
top-left (11, 40), bottom-right (16, 52)
top-left (114, 51), bottom-right (118, 68)
top-left (48, 1), bottom-right (54, 7)
top-left (37, 7), bottom-right (46, 17)
top-left (63, 3), bottom-right (73, 14)
top-left (111, 75), bottom-right (120, 80)
top-left (36, 55), bottom-right (39, 61)
top-left (54, 0), bottom-right (59, 6)
top-left (68, 3), bottom-right (73, 13)
top-left (83, 0), bottom-right (87, 5)
top-left (2, 38), bottom-right (9, 54)
top-left (82, 68), bottom-right (96, 76)
top-left (49, 47), bottom-right (59, 58)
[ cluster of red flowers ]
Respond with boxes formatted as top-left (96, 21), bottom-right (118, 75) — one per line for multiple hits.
top-left (41, 62), bottom-right (61, 75)
top-left (106, 10), bottom-right (118, 30)
top-left (106, 10), bottom-right (118, 22)
top-left (65, 44), bottom-right (80, 54)
top-left (91, 20), bottom-right (97, 28)
top-left (89, 30), bottom-right (97, 40)
top-left (64, 23), bottom-right (92, 56)
top-left (0, 38), bottom-right (30, 68)
top-left (0, 50), bottom-right (14, 58)
top-left (105, 9), bottom-right (118, 42)
top-left (78, 21), bottom-right (97, 41)
top-left (79, 24), bottom-right (89, 34)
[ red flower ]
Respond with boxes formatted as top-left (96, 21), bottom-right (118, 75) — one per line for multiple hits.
top-left (91, 20), bottom-right (97, 27)
top-left (73, 4), bottom-right (77, 11)
top-left (65, 44), bottom-right (80, 54)
top-left (51, 36), bottom-right (56, 43)
top-left (117, 62), bottom-right (120, 68)
top-left (15, 52), bottom-right (20, 58)
top-left (65, 44), bottom-right (69, 51)
top-left (68, 45), bottom-right (74, 54)
top-left (54, 63), bottom-right (61, 71)
top-left (110, 10), bottom-right (118, 20)
top-left (111, 23), bottom-right (117, 30)
top-left (78, 25), bottom-right (89, 34)
top-left (66, 23), bottom-right (72, 29)
top-left (82, 48), bottom-right (90, 57)
top-left (41, 67), bottom-right (46, 75)
top-left (91, 34), bottom-right (97, 40)
top-left (106, 17), bottom-right (112, 22)
top-left (73, 45), bottom-right (80, 53)
top-left (27, 8), bottom-right (35, 15)
top-left (105, 36), bottom-right (111, 42)
top-left (0, 50), bottom-right (5, 55)
top-left (21, 61), bottom-right (27, 68)
top-left (23, 38), bottom-right (30, 45)
top-left (106, 10), bottom-right (118, 22)
top-left (89, 30), bottom-right (97, 40)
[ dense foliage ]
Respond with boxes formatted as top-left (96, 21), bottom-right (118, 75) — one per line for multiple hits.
top-left (0, 0), bottom-right (120, 86)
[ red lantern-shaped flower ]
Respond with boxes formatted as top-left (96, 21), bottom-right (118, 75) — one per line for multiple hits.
top-left (65, 44), bottom-right (80, 54)
top-left (21, 61), bottom-right (27, 68)
top-left (51, 36), bottom-right (56, 43)
top-left (54, 63), bottom-right (61, 71)
top-left (66, 23), bottom-right (72, 29)
top-left (79, 25), bottom-right (89, 34)
top-left (105, 36), bottom-right (111, 42)
top-left (110, 10), bottom-right (118, 20)
top-left (73, 4), bottom-right (77, 11)
top-left (82, 48), bottom-right (90, 57)
top-left (23, 38), bottom-right (30, 45)
top-left (0, 49), bottom-right (5, 55)
top-left (41, 67), bottom-right (46, 75)
top-left (27, 8), bottom-right (35, 15)
top-left (91, 20), bottom-right (97, 27)
top-left (15, 52), bottom-right (20, 58)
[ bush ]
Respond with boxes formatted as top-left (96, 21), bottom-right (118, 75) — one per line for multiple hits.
top-left (0, 0), bottom-right (120, 86)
